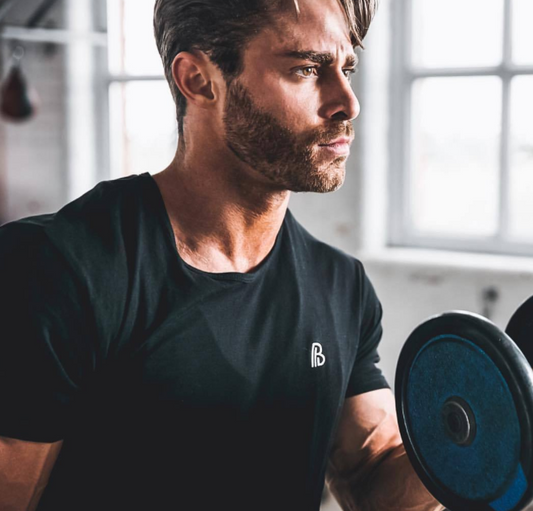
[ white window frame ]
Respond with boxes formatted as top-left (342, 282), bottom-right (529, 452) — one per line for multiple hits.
top-left (106, 75), bottom-right (168, 179)
top-left (105, 0), bottom-right (169, 179)
top-left (389, 0), bottom-right (533, 257)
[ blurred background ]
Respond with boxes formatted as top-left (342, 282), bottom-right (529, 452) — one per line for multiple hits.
top-left (0, 1), bottom-right (532, 509)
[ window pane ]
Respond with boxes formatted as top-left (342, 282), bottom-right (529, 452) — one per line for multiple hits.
top-left (411, 0), bottom-right (503, 68)
top-left (109, 81), bottom-right (177, 178)
top-left (508, 76), bottom-right (533, 241)
top-left (108, 0), bottom-right (164, 76)
top-left (513, 0), bottom-right (533, 65)
top-left (410, 77), bottom-right (502, 237)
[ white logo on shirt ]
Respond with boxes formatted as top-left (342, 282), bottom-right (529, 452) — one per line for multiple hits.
top-left (311, 343), bottom-right (326, 368)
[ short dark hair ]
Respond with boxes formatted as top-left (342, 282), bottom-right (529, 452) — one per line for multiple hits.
top-left (153, 0), bottom-right (377, 135)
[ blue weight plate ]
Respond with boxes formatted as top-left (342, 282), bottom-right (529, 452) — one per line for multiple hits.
top-left (396, 311), bottom-right (533, 511)
top-left (507, 296), bottom-right (533, 367)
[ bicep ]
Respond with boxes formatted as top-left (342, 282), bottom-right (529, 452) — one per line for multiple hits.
top-left (0, 436), bottom-right (62, 511)
top-left (327, 388), bottom-right (402, 484)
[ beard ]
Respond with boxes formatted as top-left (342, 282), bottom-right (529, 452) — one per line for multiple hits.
top-left (222, 80), bottom-right (354, 193)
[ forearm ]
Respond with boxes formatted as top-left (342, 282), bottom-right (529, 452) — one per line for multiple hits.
top-left (327, 444), bottom-right (445, 511)
top-left (0, 437), bottom-right (62, 511)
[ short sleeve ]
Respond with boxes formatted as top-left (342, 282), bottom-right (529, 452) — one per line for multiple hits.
top-left (345, 267), bottom-right (390, 398)
top-left (0, 221), bottom-right (95, 442)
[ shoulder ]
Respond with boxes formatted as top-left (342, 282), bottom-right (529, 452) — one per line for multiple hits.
top-left (284, 209), bottom-right (367, 284)
top-left (48, 173), bottom-right (151, 255)
top-left (0, 215), bottom-right (91, 341)
top-left (1, 173), bottom-right (151, 274)
top-left (0, 174), bottom-right (155, 323)
top-left (0, 174), bottom-right (157, 350)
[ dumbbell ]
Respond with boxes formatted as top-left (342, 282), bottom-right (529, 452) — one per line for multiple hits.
top-left (395, 296), bottom-right (533, 511)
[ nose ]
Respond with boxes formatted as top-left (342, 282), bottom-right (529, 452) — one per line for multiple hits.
top-left (319, 71), bottom-right (361, 122)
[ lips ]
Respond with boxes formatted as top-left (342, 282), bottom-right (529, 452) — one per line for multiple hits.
top-left (319, 137), bottom-right (352, 146)
top-left (317, 137), bottom-right (351, 156)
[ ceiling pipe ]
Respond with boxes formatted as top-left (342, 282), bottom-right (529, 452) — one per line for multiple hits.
top-left (26, 0), bottom-right (61, 28)
top-left (0, 0), bottom-right (17, 25)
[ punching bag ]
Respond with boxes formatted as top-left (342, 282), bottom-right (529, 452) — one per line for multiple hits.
top-left (1, 46), bottom-right (39, 122)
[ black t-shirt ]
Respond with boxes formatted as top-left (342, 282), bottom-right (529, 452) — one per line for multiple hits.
top-left (0, 173), bottom-right (388, 510)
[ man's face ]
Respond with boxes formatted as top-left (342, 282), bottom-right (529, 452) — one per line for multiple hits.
top-left (222, 0), bottom-right (360, 193)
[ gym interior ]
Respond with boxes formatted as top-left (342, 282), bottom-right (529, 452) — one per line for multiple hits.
top-left (1, 1), bottom-right (532, 510)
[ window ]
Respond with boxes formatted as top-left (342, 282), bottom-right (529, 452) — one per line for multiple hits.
top-left (389, 0), bottom-right (533, 256)
top-left (107, 0), bottom-right (177, 178)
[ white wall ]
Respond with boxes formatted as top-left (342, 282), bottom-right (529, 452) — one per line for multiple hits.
top-left (365, 253), bottom-right (533, 385)
top-left (0, 34), bottom-right (68, 222)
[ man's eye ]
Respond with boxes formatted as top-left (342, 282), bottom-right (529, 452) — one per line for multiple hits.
top-left (343, 68), bottom-right (357, 80)
top-left (296, 66), bottom-right (318, 78)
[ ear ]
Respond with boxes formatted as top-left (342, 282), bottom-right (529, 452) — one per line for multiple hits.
top-left (171, 50), bottom-right (221, 110)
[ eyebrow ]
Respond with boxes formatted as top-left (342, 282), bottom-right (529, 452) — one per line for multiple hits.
top-left (278, 50), bottom-right (358, 67)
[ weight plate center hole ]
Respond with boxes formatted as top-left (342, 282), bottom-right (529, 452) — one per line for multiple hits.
top-left (441, 397), bottom-right (477, 447)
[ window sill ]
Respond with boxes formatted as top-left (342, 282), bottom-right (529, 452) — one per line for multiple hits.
top-left (357, 247), bottom-right (533, 276)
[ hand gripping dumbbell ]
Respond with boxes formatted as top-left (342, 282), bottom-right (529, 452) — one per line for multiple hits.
top-left (395, 296), bottom-right (533, 511)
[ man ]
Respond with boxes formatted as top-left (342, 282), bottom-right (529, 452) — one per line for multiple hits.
top-left (0, 0), bottom-right (444, 510)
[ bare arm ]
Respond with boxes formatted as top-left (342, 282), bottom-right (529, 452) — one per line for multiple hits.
top-left (326, 389), bottom-right (445, 511)
top-left (0, 436), bottom-right (62, 511)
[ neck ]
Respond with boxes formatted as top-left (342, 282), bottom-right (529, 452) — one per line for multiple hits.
top-left (153, 138), bottom-right (290, 274)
